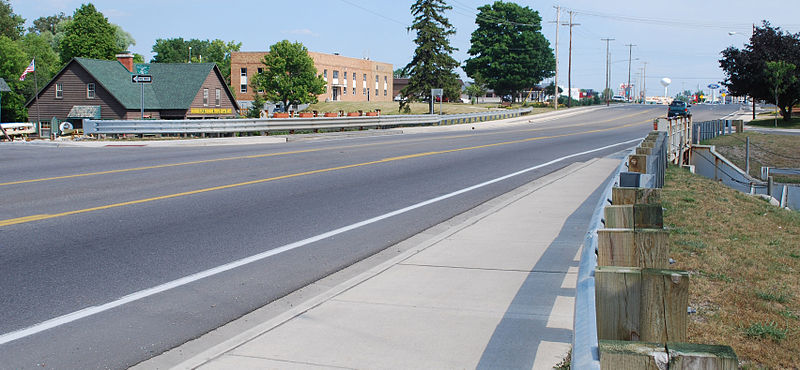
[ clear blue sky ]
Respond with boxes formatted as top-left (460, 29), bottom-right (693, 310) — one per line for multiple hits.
top-left (10, 0), bottom-right (800, 97)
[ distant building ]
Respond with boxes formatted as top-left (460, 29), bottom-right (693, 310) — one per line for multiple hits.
top-left (231, 51), bottom-right (393, 107)
top-left (25, 53), bottom-right (238, 128)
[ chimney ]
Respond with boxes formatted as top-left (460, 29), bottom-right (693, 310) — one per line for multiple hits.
top-left (116, 52), bottom-right (134, 72)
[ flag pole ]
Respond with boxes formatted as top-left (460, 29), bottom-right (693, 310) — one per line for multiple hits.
top-left (32, 57), bottom-right (43, 138)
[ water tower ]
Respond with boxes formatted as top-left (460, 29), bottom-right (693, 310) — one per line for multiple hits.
top-left (660, 78), bottom-right (672, 102)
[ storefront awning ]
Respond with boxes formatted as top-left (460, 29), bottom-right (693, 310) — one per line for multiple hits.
top-left (67, 105), bottom-right (101, 119)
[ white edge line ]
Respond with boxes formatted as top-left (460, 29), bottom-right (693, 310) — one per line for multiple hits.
top-left (0, 137), bottom-right (642, 345)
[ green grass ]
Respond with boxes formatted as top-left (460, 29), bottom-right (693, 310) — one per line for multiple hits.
top-left (748, 115), bottom-right (800, 129)
top-left (742, 321), bottom-right (788, 342)
top-left (755, 290), bottom-right (792, 304)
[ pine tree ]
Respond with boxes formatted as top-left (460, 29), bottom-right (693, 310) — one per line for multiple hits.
top-left (401, 0), bottom-right (461, 110)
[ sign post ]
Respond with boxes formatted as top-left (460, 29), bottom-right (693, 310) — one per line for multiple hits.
top-left (431, 88), bottom-right (443, 115)
top-left (132, 67), bottom-right (152, 119)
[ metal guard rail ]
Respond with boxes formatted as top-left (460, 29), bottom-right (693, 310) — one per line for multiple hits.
top-left (83, 108), bottom-right (533, 135)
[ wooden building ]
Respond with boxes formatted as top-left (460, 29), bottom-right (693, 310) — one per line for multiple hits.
top-left (25, 54), bottom-right (239, 128)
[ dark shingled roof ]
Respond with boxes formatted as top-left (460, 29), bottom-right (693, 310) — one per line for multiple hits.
top-left (0, 78), bottom-right (10, 92)
top-left (73, 58), bottom-right (220, 110)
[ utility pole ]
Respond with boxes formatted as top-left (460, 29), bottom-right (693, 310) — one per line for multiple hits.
top-left (642, 61), bottom-right (648, 104)
top-left (626, 44), bottom-right (635, 101)
top-left (562, 11), bottom-right (580, 107)
top-left (752, 23), bottom-right (756, 119)
top-left (550, 6), bottom-right (561, 110)
top-left (601, 38), bottom-right (614, 106)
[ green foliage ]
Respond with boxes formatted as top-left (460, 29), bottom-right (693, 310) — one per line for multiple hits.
top-left (28, 12), bottom-right (70, 35)
top-left (0, 35), bottom-right (28, 122)
top-left (764, 60), bottom-right (798, 121)
top-left (58, 4), bottom-right (119, 64)
top-left (250, 40), bottom-right (326, 110)
top-left (111, 23), bottom-right (136, 53)
top-left (0, 0), bottom-right (23, 40)
top-left (401, 0), bottom-right (462, 103)
top-left (720, 21), bottom-right (800, 120)
top-left (151, 38), bottom-right (241, 84)
top-left (247, 93), bottom-right (266, 118)
top-left (464, 1), bottom-right (555, 102)
top-left (743, 321), bottom-right (788, 342)
top-left (464, 74), bottom-right (487, 104)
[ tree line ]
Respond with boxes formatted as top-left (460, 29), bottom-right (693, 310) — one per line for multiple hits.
top-left (0, 1), bottom-right (240, 122)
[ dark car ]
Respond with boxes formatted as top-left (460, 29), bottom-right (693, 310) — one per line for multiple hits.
top-left (667, 100), bottom-right (692, 118)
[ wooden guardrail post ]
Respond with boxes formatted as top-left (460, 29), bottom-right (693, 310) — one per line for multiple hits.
top-left (595, 267), bottom-right (688, 342)
top-left (667, 342), bottom-right (739, 369)
top-left (597, 229), bottom-right (669, 268)
top-left (612, 187), bottom-right (661, 205)
top-left (604, 204), bottom-right (663, 229)
top-left (599, 341), bottom-right (738, 369)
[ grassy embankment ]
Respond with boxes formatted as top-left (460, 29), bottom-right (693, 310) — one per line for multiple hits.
top-left (662, 131), bottom-right (800, 368)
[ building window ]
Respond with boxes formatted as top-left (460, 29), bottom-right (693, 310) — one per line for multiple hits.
top-left (384, 89), bottom-right (387, 96)
top-left (257, 68), bottom-right (263, 74)
top-left (87, 83), bottom-right (95, 99)
top-left (363, 73), bottom-right (367, 81)
top-left (203, 88), bottom-right (209, 107)
top-left (241, 84), bottom-right (247, 93)
top-left (344, 71), bottom-right (347, 80)
top-left (55, 83), bottom-right (63, 99)
top-left (333, 70), bottom-right (339, 79)
top-left (240, 68), bottom-right (247, 77)
top-left (353, 87), bottom-right (356, 95)
top-left (324, 69), bottom-right (327, 79)
top-left (363, 87), bottom-right (366, 96)
top-left (215, 89), bottom-right (221, 107)
top-left (343, 85), bottom-right (347, 95)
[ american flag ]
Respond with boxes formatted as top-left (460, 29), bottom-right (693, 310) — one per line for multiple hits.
top-left (19, 59), bottom-right (35, 81)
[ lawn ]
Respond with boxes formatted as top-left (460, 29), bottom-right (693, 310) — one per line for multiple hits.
top-left (663, 165), bottom-right (800, 368)
top-left (702, 132), bottom-right (800, 183)
top-left (302, 101), bottom-right (554, 116)
top-left (748, 114), bottom-right (800, 129)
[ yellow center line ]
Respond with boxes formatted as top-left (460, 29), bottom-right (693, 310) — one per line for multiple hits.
top-left (0, 119), bottom-right (649, 228)
top-left (0, 110), bottom-right (655, 187)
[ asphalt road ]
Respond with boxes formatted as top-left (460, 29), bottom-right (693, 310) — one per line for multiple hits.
top-left (0, 103), bottom-right (738, 368)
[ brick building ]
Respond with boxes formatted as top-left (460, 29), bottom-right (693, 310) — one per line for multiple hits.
top-left (231, 51), bottom-right (393, 106)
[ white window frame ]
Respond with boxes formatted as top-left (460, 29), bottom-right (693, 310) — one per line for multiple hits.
top-left (203, 88), bottom-right (209, 107)
top-left (87, 83), bottom-right (95, 99)
top-left (215, 88), bottom-right (221, 107)
top-left (55, 83), bottom-right (63, 99)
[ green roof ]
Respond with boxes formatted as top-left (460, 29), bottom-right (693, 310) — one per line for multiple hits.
top-left (73, 58), bottom-right (223, 110)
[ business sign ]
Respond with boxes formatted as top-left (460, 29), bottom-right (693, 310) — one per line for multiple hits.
top-left (707, 83), bottom-right (720, 89)
top-left (190, 108), bottom-right (232, 114)
top-left (132, 75), bottom-right (152, 83)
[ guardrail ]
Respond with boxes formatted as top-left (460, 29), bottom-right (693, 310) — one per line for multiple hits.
top-left (83, 108), bottom-right (532, 136)
top-left (572, 131), bottom-right (668, 369)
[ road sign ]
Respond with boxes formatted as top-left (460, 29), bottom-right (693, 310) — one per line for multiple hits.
top-left (707, 83), bottom-right (720, 89)
top-left (136, 65), bottom-right (150, 75)
top-left (132, 75), bottom-right (152, 83)
top-left (431, 88), bottom-right (443, 97)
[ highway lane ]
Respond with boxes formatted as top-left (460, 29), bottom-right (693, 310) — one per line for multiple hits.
top-left (0, 104), bottom-right (736, 368)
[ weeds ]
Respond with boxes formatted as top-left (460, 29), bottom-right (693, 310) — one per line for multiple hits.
top-left (743, 321), bottom-right (788, 342)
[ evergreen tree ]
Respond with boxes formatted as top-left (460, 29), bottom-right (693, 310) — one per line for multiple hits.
top-left (401, 0), bottom-right (461, 109)
top-left (58, 3), bottom-right (119, 64)
top-left (464, 1), bottom-right (554, 102)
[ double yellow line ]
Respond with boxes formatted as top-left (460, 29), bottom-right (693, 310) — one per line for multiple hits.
top-left (0, 119), bottom-right (649, 227)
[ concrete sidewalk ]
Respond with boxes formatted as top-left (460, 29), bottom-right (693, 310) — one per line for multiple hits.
top-left (137, 155), bottom-right (622, 370)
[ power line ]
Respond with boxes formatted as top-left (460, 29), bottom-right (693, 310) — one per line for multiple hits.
top-left (337, 0), bottom-right (408, 27)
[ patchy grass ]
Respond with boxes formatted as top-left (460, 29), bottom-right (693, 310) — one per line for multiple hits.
top-left (302, 101), bottom-right (554, 116)
top-left (748, 115), bottom-right (800, 129)
top-left (702, 132), bottom-right (800, 183)
top-left (663, 165), bottom-right (800, 368)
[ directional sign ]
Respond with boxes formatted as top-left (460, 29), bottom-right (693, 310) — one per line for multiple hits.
top-left (707, 83), bottom-right (720, 89)
top-left (132, 75), bottom-right (152, 83)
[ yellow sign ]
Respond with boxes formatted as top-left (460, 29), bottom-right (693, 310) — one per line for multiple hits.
top-left (190, 108), bottom-right (232, 115)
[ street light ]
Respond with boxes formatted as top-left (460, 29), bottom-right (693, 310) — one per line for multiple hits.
top-left (188, 46), bottom-right (192, 63)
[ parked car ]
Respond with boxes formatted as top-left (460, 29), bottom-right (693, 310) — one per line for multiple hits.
top-left (667, 100), bottom-right (692, 118)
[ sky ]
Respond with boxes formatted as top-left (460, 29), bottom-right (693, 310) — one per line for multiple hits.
top-left (10, 0), bottom-right (800, 98)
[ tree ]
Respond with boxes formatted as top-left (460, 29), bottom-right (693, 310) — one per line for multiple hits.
top-left (112, 23), bottom-right (136, 52)
top-left (246, 93), bottom-right (266, 118)
top-left (465, 74), bottom-right (488, 104)
top-left (464, 1), bottom-right (555, 102)
top-left (0, 0), bottom-right (23, 40)
top-left (58, 4), bottom-right (119, 63)
top-left (0, 35), bottom-right (28, 122)
top-left (393, 68), bottom-right (408, 78)
top-left (401, 0), bottom-right (462, 108)
top-left (764, 60), bottom-right (797, 125)
top-left (250, 40), bottom-right (326, 111)
top-left (28, 12), bottom-right (70, 35)
top-left (544, 82), bottom-right (562, 97)
top-left (151, 38), bottom-right (241, 84)
top-left (720, 21), bottom-right (800, 120)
